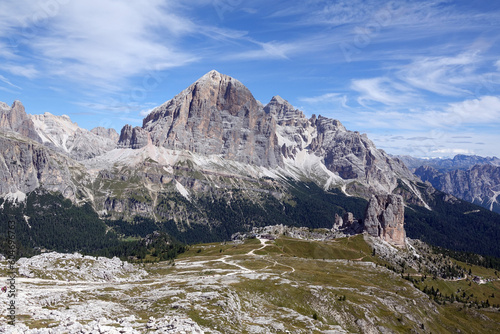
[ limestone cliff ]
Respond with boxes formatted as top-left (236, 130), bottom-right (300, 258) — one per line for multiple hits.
top-left (0, 131), bottom-right (85, 201)
top-left (363, 194), bottom-right (406, 247)
top-left (91, 127), bottom-right (120, 142)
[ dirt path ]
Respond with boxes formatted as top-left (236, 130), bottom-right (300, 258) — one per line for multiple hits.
top-left (247, 238), bottom-right (269, 256)
top-left (215, 255), bottom-right (254, 276)
top-left (248, 239), bottom-right (296, 274)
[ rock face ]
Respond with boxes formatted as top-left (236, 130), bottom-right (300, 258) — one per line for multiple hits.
top-left (0, 100), bottom-right (42, 142)
top-left (415, 164), bottom-right (500, 214)
top-left (364, 194), bottom-right (406, 247)
top-left (118, 125), bottom-right (151, 149)
top-left (264, 94), bottom-right (418, 195)
top-left (91, 126), bottom-right (120, 142)
top-left (0, 131), bottom-right (84, 200)
top-left (132, 70), bottom-right (282, 167)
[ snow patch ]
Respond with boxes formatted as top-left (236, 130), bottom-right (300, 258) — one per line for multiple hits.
top-left (24, 215), bottom-right (31, 228)
top-left (401, 179), bottom-right (431, 210)
top-left (5, 190), bottom-right (26, 203)
top-left (283, 149), bottom-right (344, 190)
top-left (175, 180), bottom-right (191, 201)
top-left (488, 191), bottom-right (500, 211)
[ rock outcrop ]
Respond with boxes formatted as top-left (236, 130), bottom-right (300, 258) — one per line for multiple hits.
top-left (91, 126), bottom-right (120, 142)
top-left (118, 125), bottom-right (150, 149)
top-left (17, 252), bottom-right (147, 282)
top-left (363, 194), bottom-right (406, 247)
top-left (0, 100), bottom-right (42, 142)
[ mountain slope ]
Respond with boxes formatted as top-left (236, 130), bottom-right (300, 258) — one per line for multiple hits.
top-left (0, 100), bottom-right (42, 143)
top-left (134, 70), bottom-right (281, 167)
top-left (0, 130), bottom-right (86, 202)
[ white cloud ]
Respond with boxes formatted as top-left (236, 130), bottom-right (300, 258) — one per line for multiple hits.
top-left (139, 108), bottom-right (155, 117)
top-left (431, 148), bottom-right (475, 155)
top-left (443, 95), bottom-right (500, 124)
top-left (0, 63), bottom-right (38, 79)
top-left (351, 77), bottom-right (415, 106)
top-left (227, 41), bottom-right (298, 60)
top-left (496, 60), bottom-right (500, 71)
top-left (299, 93), bottom-right (347, 106)
top-left (0, 74), bottom-right (21, 89)
top-left (398, 52), bottom-right (479, 96)
top-left (0, 0), bottom-right (198, 91)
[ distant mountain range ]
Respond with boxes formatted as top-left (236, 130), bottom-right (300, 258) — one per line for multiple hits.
top-left (1, 70), bottom-right (500, 258)
top-left (396, 154), bottom-right (500, 214)
top-left (397, 154), bottom-right (500, 172)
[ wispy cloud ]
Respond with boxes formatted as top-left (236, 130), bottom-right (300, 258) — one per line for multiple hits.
top-left (351, 77), bottom-right (416, 106)
top-left (226, 40), bottom-right (300, 60)
top-left (432, 148), bottom-right (475, 155)
top-left (397, 52), bottom-right (479, 96)
top-left (443, 95), bottom-right (500, 124)
top-left (0, 0), bottom-right (198, 91)
top-left (0, 63), bottom-right (38, 79)
top-left (0, 74), bottom-right (21, 89)
top-left (299, 93), bottom-right (348, 107)
top-left (139, 108), bottom-right (155, 117)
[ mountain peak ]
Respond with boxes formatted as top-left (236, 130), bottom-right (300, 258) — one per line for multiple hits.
top-left (11, 100), bottom-right (25, 114)
top-left (200, 69), bottom-right (222, 79)
top-left (270, 95), bottom-right (286, 104)
top-left (195, 70), bottom-right (233, 86)
top-left (0, 100), bottom-right (42, 143)
top-left (136, 70), bottom-right (281, 167)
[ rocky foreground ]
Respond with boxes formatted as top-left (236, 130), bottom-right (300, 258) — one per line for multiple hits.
top-left (1, 232), bottom-right (499, 333)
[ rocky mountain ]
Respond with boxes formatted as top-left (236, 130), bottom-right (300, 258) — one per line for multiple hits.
top-left (415, 164), bottom-right (500, 214)
top-left (135, 70), bottom-right (282, 168)
top-left (0, 100), bottom-right (42, 143)
top-left (91, 126), bottom-right (120, 142)
top-left (31, 112), bottom-right (118, 160)
top-left (399, 154), bottom-right (500, 172)
top-left (1, 70), bottom-right (500, 259)
top-left (0, 130), bottom-right (86, 202)
top-left (119, 70), bottom-right (417, 196)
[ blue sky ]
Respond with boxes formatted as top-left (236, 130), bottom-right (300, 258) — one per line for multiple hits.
top-left (1, 0), bottom-right (500, 158)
